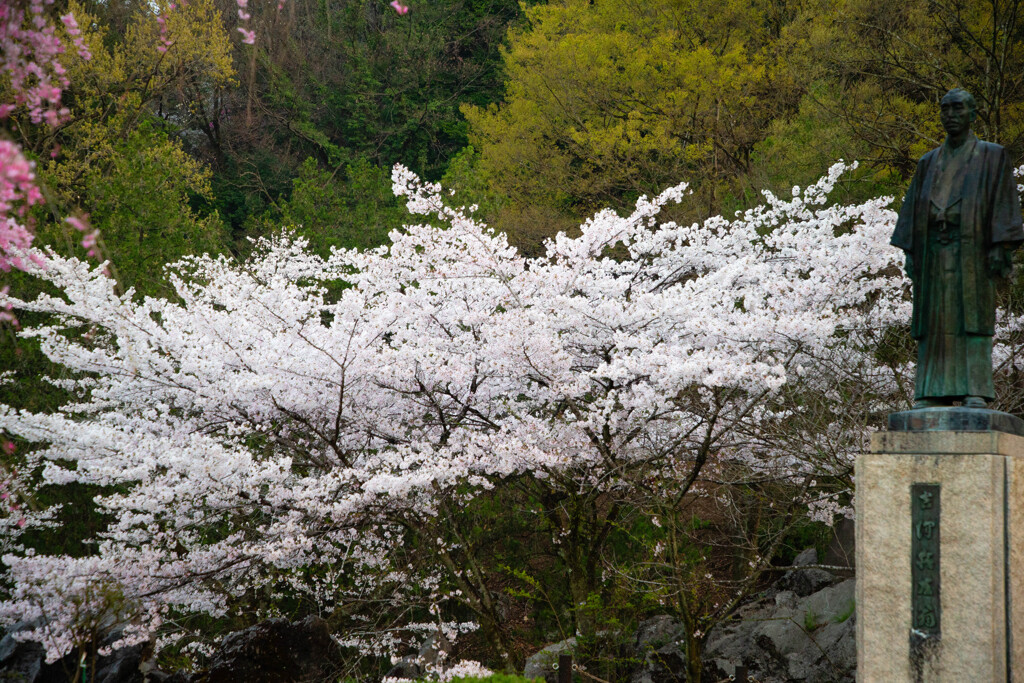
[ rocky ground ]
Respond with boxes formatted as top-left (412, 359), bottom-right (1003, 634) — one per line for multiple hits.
top-left (524, 547), bottom-right (856, 683)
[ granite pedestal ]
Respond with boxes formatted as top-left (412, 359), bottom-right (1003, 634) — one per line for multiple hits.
top-left (857, 408), bottom-right (1024, 682)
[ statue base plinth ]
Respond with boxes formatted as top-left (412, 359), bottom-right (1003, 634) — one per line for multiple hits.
top-left (888, 406), bottom-right (1024, 436)
top-left (857, 430), bottom-right (1024, 681)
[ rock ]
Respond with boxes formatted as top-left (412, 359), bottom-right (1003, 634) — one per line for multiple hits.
top-left (774, 547), bottom-right (839, 598)
top-left (522, 560), bottom-right (857, 683)
top-left (197, 616), bottom-right (343, 683)
top-left (0, 623), bottom-right (24, 663)
top-left (823, 518), bottom-right (855, 573)
top-left (385, 655), bottom-right (422, 680)
top-left (0, 628), bottom-right (147, 683)
top-left (1, 644), bottom-right (43, 683)
top-left (702, 578), bottom-right (856, 683)
top-left (0, 620), bottom-right (46, 683)
top-left (93, 648), bottom-right (144, 683)
top-left (523, 637), bottom-right (576, 683)
top-left (792, 547), bottom-right (818, 567)
top-left (385, 631), bottom-right (454, 679)
top-left (774, 590), bottom-right (798, 609)
top-left (89, 628), bottom-right (148, 683)
top-left (417, 632), bottom-right (451, 670)
top-left (630, 616), bottom-right (688, 683)
top-left (776, 567), bottom-right (839, 597)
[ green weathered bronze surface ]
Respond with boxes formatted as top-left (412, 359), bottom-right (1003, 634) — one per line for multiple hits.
top-left (888, 406), bottom-right (1024, 435)
top-left (892, 89), bottom-right (1024, 408)
top-left (911, 483), bottom-right (941, 636)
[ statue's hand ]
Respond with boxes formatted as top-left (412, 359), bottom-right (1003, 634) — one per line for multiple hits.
top-left (988, 245), bottom-right (1013, 278)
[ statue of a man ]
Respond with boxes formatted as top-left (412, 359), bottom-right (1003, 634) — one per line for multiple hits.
top-left (892, 88), bottom-right (1024, 409)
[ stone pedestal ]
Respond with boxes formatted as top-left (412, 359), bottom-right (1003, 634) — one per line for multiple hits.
top-left (856, 427), bottom-right (1024, 682)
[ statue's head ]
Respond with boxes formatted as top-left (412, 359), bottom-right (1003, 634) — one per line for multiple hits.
top-left (940, 88), bottom-right (976, 137)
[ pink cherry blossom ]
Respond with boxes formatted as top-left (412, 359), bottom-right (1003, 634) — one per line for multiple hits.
top-left (390, 1), bottom-right (410, 15)
top-left (0, 141), bottom-right (44, 273)
top-left (1, 0), bottom-right (72, 126)
top-left (0, 0), bottom-right (97, 287)
top-left (60, 13), bottom-right (91, 59)
top-left (65, 215), bottom-right (89, 233)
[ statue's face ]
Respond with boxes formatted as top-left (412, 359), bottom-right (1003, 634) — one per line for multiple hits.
top-left (940, 94), bottom-right (974, 136)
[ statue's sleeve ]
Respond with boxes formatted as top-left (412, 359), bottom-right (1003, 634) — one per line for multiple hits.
top-left (990, 147), bottom-right (1024, 246)
top-left (891, 160), bottom-right (922, 251)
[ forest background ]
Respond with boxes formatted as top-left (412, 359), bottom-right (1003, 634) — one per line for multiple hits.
top-left (2, 0), bottom-right (1024, 681)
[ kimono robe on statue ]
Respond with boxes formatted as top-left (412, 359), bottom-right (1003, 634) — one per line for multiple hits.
top-left (892, 134), bottom-right (1024, 401)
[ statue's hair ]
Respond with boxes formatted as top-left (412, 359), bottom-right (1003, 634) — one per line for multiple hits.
top-left (943, 88), bottom-right (977, 114)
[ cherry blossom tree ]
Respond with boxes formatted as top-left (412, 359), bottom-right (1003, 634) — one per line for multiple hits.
top-left (0, 158), bottom-right (914, 677)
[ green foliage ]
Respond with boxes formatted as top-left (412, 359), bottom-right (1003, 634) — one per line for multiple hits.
top-left (202, 0), bottom-right (525, 248)
top-left (45, 123), bottom-right (228, 296)
top-left (833, 599), bottom-right (856, 624)
top-left (746, 85), bottom-right (906, 209)
top-left (464, 0), bottom-right (1024, 251)
top-left (273, 156), bottom-right (403, 254)
top-left (803, 606), bottom-right (821, 632)
top-left (775, 0), bottom-right (1024, 168)
top-left (463, 0), bottom-right (780, 234)
top-left (3, 0), bottom-right (236, 297)
top-left (440, 146), bottom-right (506, 223)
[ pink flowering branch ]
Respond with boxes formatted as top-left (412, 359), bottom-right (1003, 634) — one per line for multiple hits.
top-left (0, 0), bottom-right (72, 126)
top-left (0, 140), bottom-right (45, 273)
top-left (0, 0), bottom-right (88, 287)
top-left (0, 0), bottom-right (125, 300)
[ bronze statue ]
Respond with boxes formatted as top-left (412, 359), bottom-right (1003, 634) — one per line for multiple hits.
top-left (892, 88), bottom-right (1024, 409)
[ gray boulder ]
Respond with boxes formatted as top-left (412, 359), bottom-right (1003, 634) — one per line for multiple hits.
top-left (630, 615), bottom-right (688, 683)
top-left (385, 632), bottom-right (452, 680)
top-left (0, 620), bottom-right (45, 683)
top-left (792, 548), bottom-right (818, 567)
top-left (197, 616), bottom-right (343, 683)
top-left (775, 567), bottom-right (840, 598)
top-left (0, 621), bottom-right (150, 683)
top-left (521, 549), bottom-right (857, 683)
top-left (523, 637), bottom-right (576, 683)
top-left (703, 578), bottom-right (856, 683)
top-left (773, 548), bottom-right (841, 598)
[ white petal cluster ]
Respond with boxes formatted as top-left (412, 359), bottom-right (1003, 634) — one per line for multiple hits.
top-left (0, 162), bottom-right (912, 662)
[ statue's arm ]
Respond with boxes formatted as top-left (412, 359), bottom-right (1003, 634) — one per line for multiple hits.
top-left (892, 158), bottom-right (925, 253)
top-left (894, 159), bottom-right (925, 280)
top-left (987, 147), bottom-right (1023, 277)
top-left (990, 146), bottom-right (1024, 247)
top-left (987, 245), bottom-right (1013, 278)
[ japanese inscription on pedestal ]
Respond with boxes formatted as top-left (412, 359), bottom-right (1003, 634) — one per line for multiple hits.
top-left (911, 483), bottom-right (941, 634)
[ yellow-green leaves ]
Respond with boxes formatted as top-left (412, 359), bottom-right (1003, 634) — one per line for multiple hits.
top-left (463, 0), bottom-right (774, 247)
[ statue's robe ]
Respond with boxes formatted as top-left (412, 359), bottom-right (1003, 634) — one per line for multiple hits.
top-left (892, 134), bottom-right (1024, 400)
